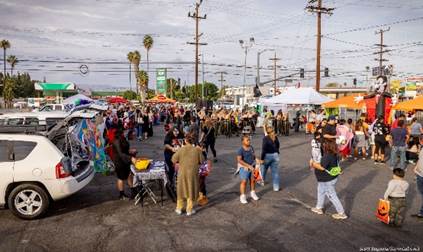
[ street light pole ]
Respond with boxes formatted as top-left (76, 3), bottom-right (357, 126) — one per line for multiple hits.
top-left (239, 37), bottom-right (254, 106)
top-left (257, 48), bottom-right (275, 86)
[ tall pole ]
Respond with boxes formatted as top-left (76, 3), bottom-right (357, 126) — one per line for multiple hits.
top-left (239, 37), bottom-right (254, 106)
top-left (188, 1), bottom-right (207, 106)
top-left (374, 28), bottom-right (390, 76)
top-left (269, 52), bottom-right (281, 96)
top-left (306, 0), bottom-right (334, 92)
top-left (216, 71), bottom-right (227, 89)
top-left (316, 0), bottom-right (321, 92)
top-left (256, 48), bottom-right (274, 86)
top-left (201, 53), bottom-right (205, 99)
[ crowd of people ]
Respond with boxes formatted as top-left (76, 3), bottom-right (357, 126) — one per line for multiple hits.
top-left (100, 102), bottom-right (423, 226)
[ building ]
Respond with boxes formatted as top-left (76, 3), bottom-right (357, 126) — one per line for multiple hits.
top-left (319, 87), bottom-right (368, 99)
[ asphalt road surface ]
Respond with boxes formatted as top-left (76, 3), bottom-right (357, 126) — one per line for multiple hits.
top-left (1, 125), bottom-right (422, 252)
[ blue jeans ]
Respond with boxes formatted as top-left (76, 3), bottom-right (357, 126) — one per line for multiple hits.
top-left (390, 146), bottom-right (406, 170)
top-left (136, 124), bottom-right (142, 138)
top-left (260, 153), bottom-right (280, 190)
top-left (417, 175), bottom-right (423, 216)
top-left (316, 178), bottom-right (345, 214)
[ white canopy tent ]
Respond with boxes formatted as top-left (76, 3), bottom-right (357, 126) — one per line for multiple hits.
top-left (262, 87), bottom-right (332, 106)
top-left (63, 94), bottom-right (93, 105)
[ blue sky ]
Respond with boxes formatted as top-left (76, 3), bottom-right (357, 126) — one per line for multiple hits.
top-left (0, 0), bottom-right (422, 90)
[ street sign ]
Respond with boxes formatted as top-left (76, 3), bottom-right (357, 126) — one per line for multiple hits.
top-left (156, 68), bottom-right (167, 95)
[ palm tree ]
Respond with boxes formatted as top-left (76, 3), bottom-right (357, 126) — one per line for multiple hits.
top-left (1, 40), bottom-right (11, 80)
top-left (137, 70), bottom-right (149, 102)
top-left (127, 52), bottom-right (134, 91)
top-left (132, 50), bottom-right (141, 94)
top-left (143, 35), bottom-right (153, 89)
top-left (7, 55), bottom-right (18, 75)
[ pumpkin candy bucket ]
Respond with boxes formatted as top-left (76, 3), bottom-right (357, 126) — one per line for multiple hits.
top-left (376, 199), bottom-right (390, 224)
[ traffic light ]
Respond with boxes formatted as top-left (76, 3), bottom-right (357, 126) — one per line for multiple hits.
top-left (300, 68), bottom-right (304, 78)
top-left (324, 67), bottom-right (329, 77)
top-left (353, 78), bottom-right (357, 85)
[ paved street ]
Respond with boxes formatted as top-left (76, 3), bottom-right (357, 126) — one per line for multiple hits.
top-left (1, 125), bottom-right (422, 252)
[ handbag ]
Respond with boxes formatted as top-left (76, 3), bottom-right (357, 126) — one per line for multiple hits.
top-left (376, 199), bottom-right (390, 224)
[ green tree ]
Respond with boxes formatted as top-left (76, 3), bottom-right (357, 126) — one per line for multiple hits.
top-left (10, 73), bottom-right (36, 98)
top-left (137, 70), bottom-right (149, 102)
top-left (128, 50), bottom-right (141, 94)
top-left (1, 40), bottom-right (10, 79)
top-left (7, 55), bottom-right (18, 75)
top-left (3, 77), bottom-right (14, 108)
top-left (166, 78), bottom-right (180, 99)
top-left (143, 35), bottom-right (153, 88)
top-left (1, 39), bottom-right (11, 106)
top-left (127, 52), bottom-right (134, 91)
top-left (147, 89), bottom-right (155, 99)
top-left (201, 82), bottom-right (219, 101)
top-left (122, 90), bottom-right (138, 100)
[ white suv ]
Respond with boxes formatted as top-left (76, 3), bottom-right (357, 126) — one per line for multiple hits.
top-left (0, 134), bottom-right (95, 219)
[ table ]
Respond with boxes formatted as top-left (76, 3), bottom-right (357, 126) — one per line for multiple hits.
top-left (131, 160), bottom-right (168, 206)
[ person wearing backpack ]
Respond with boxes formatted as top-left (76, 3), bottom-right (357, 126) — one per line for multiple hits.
top-left (311, 141), bottom-right (348, 220)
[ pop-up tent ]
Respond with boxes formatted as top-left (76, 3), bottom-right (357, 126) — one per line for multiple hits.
top-left (263, 87), bottom-right (332, 105)
top-left (63, 94), bottom-right (93, 105)
top-left (392, 96), bottom-right (423, 111)
top-left (322, 94), bottom-right (365, 110)
top-left (147, 94), bottom-right (176, 103)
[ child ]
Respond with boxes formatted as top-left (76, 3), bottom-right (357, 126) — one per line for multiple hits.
top-left (237, 135), bottom-right (259, 204)
top-left (198, 147), bottom-right (211, 206)
top-left (384, 168), bottom-right (409, 226)
top-left (310, 131), bottom-right (322, 169)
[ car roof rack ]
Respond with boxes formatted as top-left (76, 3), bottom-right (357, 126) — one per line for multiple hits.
top-left (0, 125), bottom-right (47, 134)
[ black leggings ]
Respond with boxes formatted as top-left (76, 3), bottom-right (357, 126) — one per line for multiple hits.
top-left (375, 137), bottom-right (387, 155)
top-left (206, 141), bottom-right (217, 158)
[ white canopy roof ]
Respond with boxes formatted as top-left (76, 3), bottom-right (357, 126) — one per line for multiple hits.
top-left (262, 87), bottom-right (332, 105)
top-left (63, 94), bottom-right (93, 105)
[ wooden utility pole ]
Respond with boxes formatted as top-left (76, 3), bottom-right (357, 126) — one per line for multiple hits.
top-left (374, 28), bottom-right (390, 76)
top-left (216, 71), bottom-right (227, 98)
top-left (306, 0), bottom-right (334, 92)
top-left (269, 52), bottom-right (281, 96)
top-left (187, 0), bottom-right (207, 104)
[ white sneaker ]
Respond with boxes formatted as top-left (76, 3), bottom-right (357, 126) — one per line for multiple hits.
top-left (332, 213), bottom-right (348, 220)
top-left (186, 209), bottom-right (196, 216)
top-left (175, 209), bottom-right (182, 215)
top-left (240, 194), bottom-right (248, 204)
top-left (311, 207), bottom-right (324, 215)
top-left (250, 191), bottom-right (260, 201)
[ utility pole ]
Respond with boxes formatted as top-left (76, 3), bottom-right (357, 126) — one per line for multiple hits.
top-left (239, 37), bottom-right (255, 106)
top-left (374, 27), bottom-right (390, 76)
top-left (187, 0), bottom-right (207, 105)
top-left (201, 53), bottom-right (205, 99)
top-left (269, 52), bottom-right (281, 96)
top-left (306, 0), bottom-right (334, 92)
top-left (216, 71), bottom-right (227, 99)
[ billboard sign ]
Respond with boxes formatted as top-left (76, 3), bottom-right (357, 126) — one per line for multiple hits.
top-left (156, 68), bottom-right (167, 95)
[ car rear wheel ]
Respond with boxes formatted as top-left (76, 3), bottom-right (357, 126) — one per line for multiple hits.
top-left (8, 184), bottom-right (50, 220)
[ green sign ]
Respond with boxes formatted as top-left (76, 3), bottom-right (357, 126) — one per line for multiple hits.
top-left (156, 68), bottom-right (167, 95)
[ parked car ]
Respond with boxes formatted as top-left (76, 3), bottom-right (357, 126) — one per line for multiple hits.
top-left (0, 133), bottom-right (95, 219)
top-left (37, 104), bottom-right (65, 112)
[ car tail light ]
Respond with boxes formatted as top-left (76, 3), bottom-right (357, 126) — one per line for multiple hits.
top-left (56, 162), bottom-right (71, 179)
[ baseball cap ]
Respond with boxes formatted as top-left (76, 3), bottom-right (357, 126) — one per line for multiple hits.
top-left (328, 115), bottom-right (336, 121)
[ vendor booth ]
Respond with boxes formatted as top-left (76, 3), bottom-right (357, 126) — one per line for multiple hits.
top-left (322, 94), bottom-right (365, 120)
top-left (392, 96), bottom-right (423, 111)
top-left (147, 94), bottom-right (176, 104)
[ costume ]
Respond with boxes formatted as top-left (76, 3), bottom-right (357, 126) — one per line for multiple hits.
top-left (364, 76), bottom-right (392, 123)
